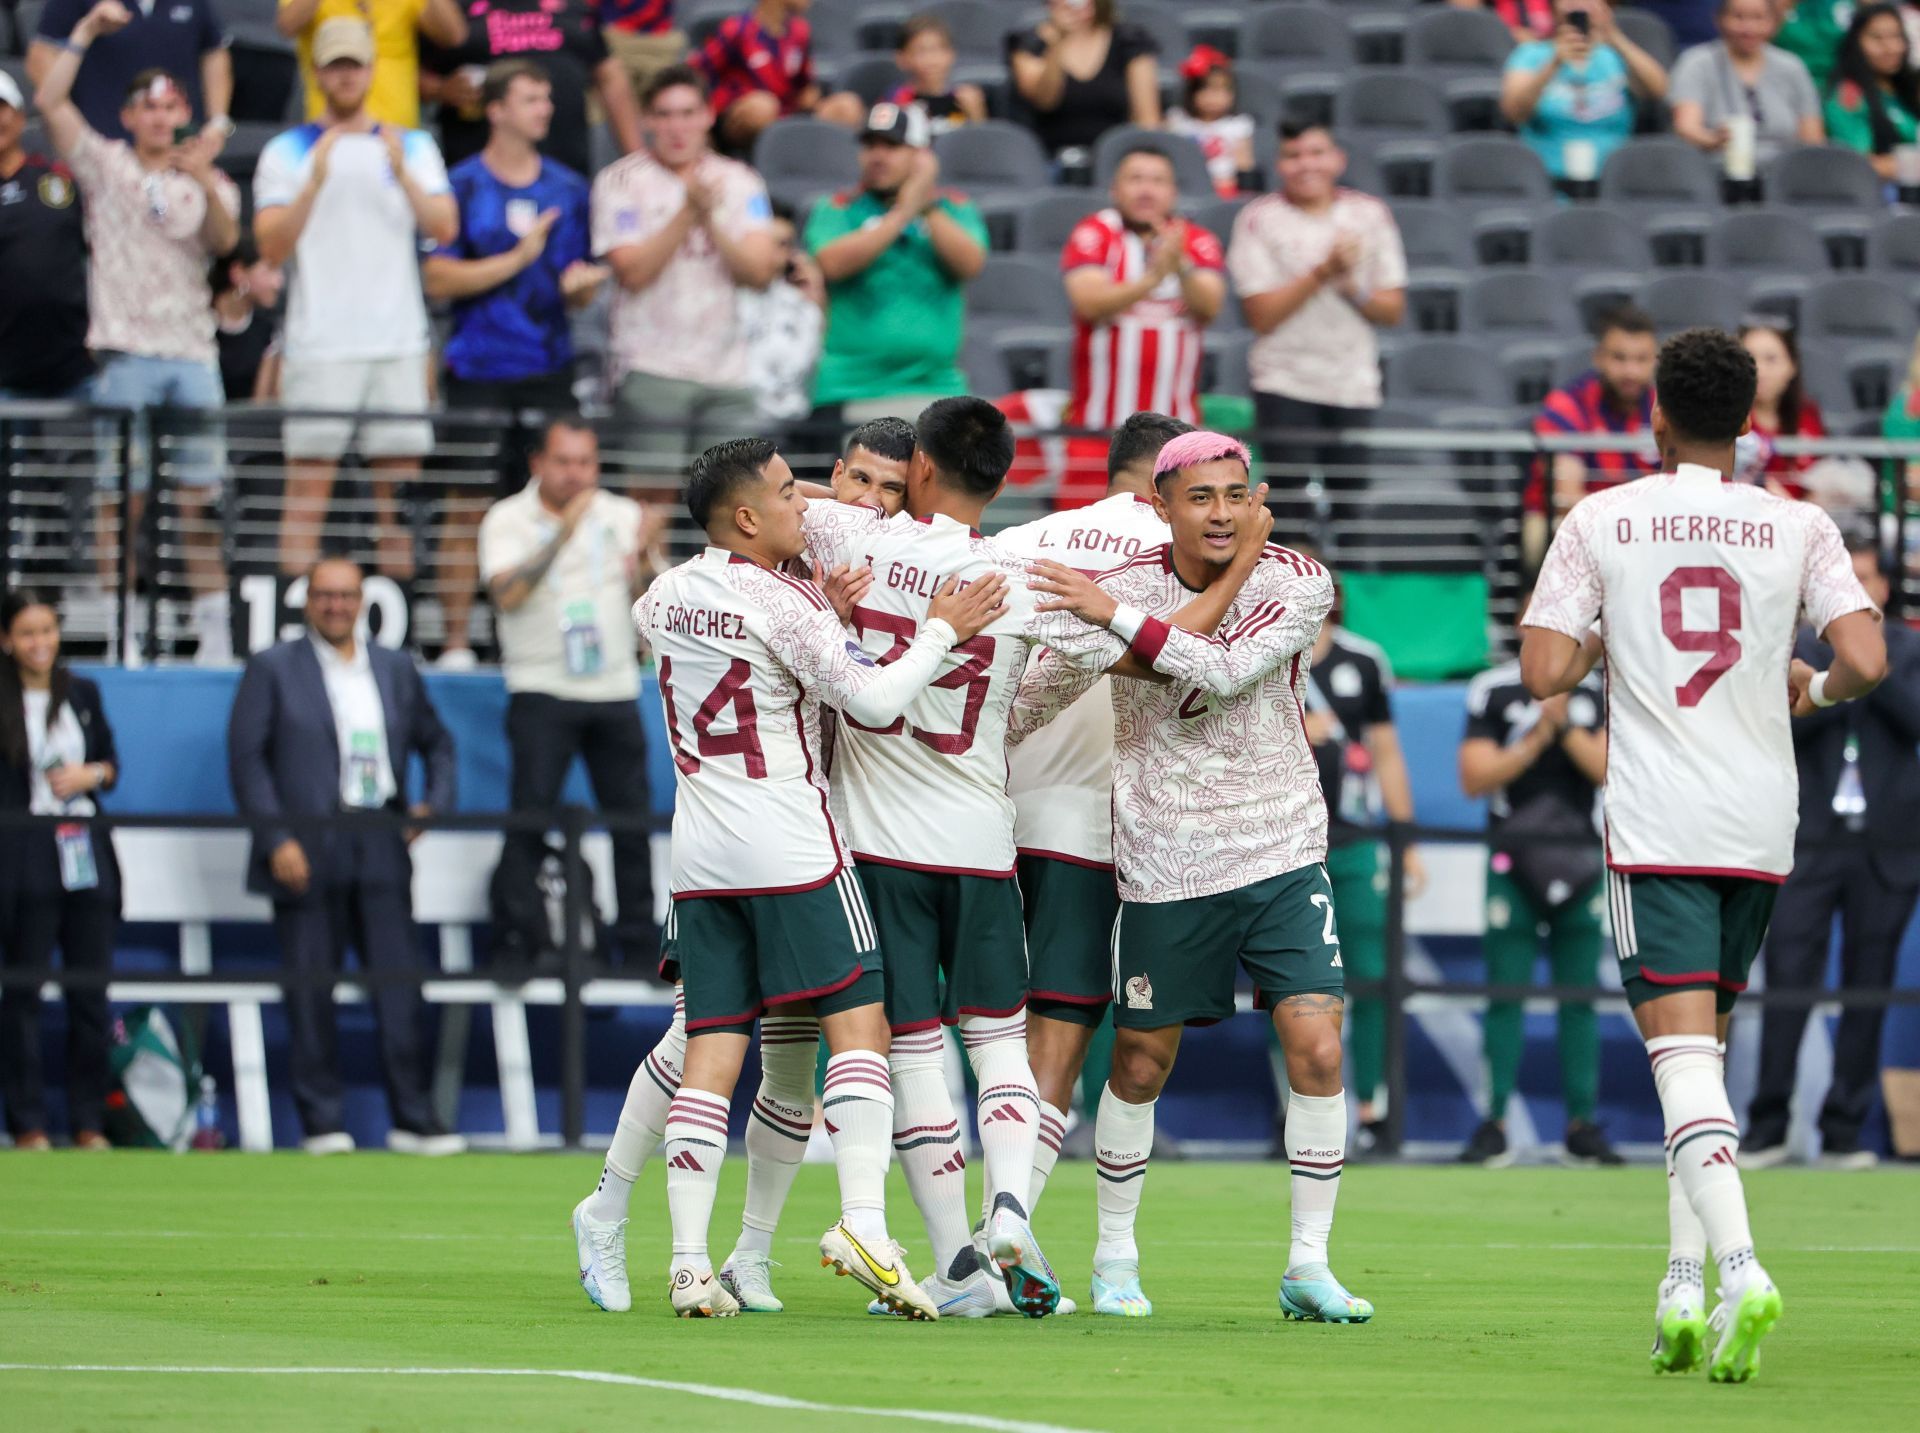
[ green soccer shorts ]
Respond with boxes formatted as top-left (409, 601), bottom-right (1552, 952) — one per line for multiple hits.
top-left (1607, 870), bottom-right (1779, 1015)
top-left (856, 863), bottom-right (1030, 1032)
top-left (665, 867), bottom-right (885, 1033)
top-left (1111, 863), bottom-right (1347, 1030)
top-left (1018, 854), bottom-right (1120, 1027)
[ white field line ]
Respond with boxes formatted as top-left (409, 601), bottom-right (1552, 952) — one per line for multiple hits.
top-left (0, 1364), bottom-right (1100, 1433)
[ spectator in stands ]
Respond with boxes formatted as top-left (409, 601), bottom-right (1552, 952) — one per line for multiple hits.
top-left (1745, 526), bottom-right (1918, 1169)
top-left (420, 0), bottom-right (643, 178)
top-left (826, 415), bottom-right (915, 515)
top-left (690, 0), bottom-right (862, 155)
top-left (254, 20), bottom-right (460, 655)
top-left (1457, 595), bottom-right (1620, 1169)
top-left (1450, 0), bottom-right (1557, 44)
top-left (479, 418), bottom-right (659, 974)
top-left (593, 63), bottom-right (777, 465)
top-left (1501, 0), bottom-right (1670, 183)
top-left (1741, 320), bottom-right (1825, 496)
top-left (892, 13), bottom-right (987, 135)
top-left (227, 555), bottom-right (461, 1157)
top-left (1528, 304), bottom-right (1658, 554)
top-left (806, 102), bottom-right (987, 425)
top-left (1228, 120), bottom-right (1405, 519)
top-left (1777, 0), bottom-right (1856, 92)
top-left (1167, 46), bottom-right (1255, 198)
top-left (0, 72), bottom-right (94, 406)
top-left (37, 4), bottom-right (241, 664)
top-left (602, 3), bottom-right (685, 108)
top-left (211, 239), bottom-right (285, 402)
top-left (1060, 144), bottom-right (1224, 494)
top-left (0, 589), bottom-right (122, 1153)
top-left (1008, 0), bottom-right (1161, 164)
top-left (279, 0), bottom-right (468, 129)
top-left (740, 199), bottom-right (824, 430)
top-left (29, 0), bottom-right (232, 147)
top-left (1670, 0), bottom-right (1825, 167)
top-left (1823, 4), bottom-right (1920, 180)
top-left (1881, 329), bottom-right (1920, 503)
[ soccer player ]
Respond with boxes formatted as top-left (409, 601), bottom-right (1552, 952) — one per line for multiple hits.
top-left (1521, 328), bottom-right (1884, 1382)
top-left (991, 412), bottom-right (1188, 1214)
top-left (829, 416), bottom-right (914, 517)
top-left (626, 437), bottom-right (1007, 1319)
top-left (1020, 431), bottom-right (1370, 1324)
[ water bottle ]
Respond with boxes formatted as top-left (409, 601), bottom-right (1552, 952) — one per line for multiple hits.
top-left (191, 1075), bottom-right (225, 1151)
top-left (1833, 732), bottom-right (1868, 833)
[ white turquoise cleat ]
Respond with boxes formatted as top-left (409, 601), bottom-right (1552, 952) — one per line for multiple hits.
top-left (1090, 1265), bottom-right (1153, 1318)
top-left (1708, 1280), bottom-right (1783, 1384)
top-left (717, 1250), bottom-right (783, 1312)
top-left (1278, 1265), bottom-right (1373, 1323)
top-left (867, 1268), bottom-right (998, 1319)
top-left (985, 1203), bottom-right (1060, 1318)
top-left (1650, 1282), bottom-right (1708, 1374)
top-left (570, 1199), bottom-right (631, 1313)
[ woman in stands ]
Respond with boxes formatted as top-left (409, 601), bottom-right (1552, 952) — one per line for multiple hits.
top-left (1500, 0), bottom-right (1671, 183)
top-left (1740, 320), bottom-right (1826, 497)
top-left (1008, 0), bottom-right (1161, 168)
top-left (0, 590), bottom-right (122, 1152)
top-left (1823, 4), bottom-right (1920, 180)
top-left (1669, 0), bottom-right (1825, 166)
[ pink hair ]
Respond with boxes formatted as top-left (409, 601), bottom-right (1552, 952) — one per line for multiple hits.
top-left (1151, 430), bottom-right (1252, 481)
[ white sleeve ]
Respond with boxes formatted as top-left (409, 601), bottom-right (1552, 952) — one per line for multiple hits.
top-left (253, 133), bottom-right (301, 211)
top-left (1523, 501), bottom-right (1604, 640)
top-left (765, 591), bottom-right (958, 727)
top-left (1135, 570), bottom-right (1334, 697)
top-left (801, 500), bottom-right (882, 575)
top-left (1800, 507), bottom-right (1879, 635)
top-left (403, 130), bottom-right (451, 196)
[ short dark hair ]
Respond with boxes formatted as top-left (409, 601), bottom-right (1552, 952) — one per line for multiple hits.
top-left (845, 416), bottom-right (917, 465)
top-left (914, 397), bottom-right (1014, 498)
top-left (898, 13), bottom-right (953, 47)
top-left (770, 196), bottom-right (797, 226)
top-left (1278, 117), bottom-right (1334, 145)
top-left (1113, 143), bottom-right (1177, 178)
top-left (1108, 412), bottom-right (1195, 482)
top-left (643, 63), bottom-right (707, 109)
top-left (1595, 304), bottom-right (1656, 343)
top-left (539, 415), bottom-right (597, 452)
top-left (686, 437), bottom-right (779, 529)
top-left (1654, 328), bottom-right (1758, 446)
top-left (483, 58), bottom-right (550, 110)
top-left (123, 68), bottom-right (185, 106)
top-left (308, 553), bottom-right (364, 585)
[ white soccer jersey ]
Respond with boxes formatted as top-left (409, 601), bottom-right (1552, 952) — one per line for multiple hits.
top-left (1525, 465), bottom-right (1876, 881)
top-left (634, 547), bottom-right (959, 897)
top-left (995, 492), bottom-right (1172, 866)
top-left (1019, 544), bottom-right (1335, 903)
top-left (803, 503), bottom-right (1046, 875)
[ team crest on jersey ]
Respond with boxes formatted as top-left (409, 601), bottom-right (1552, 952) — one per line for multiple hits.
top-left (1124, 974), bottom-right (1154, 1010)
top-left (38, 173), bottom-right (73, 209)
top-left (505, 197), bottom-right (539, 237)
top-left (844, 639), bottom-right (875, 666)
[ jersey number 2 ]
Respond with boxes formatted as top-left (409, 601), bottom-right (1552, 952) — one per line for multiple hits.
top-left (1659, 566), bottom-right (1743, 708)
top-left (659, 656), bottom-right (767, 778)
top-left (846, 606), bottom-right (995, 754)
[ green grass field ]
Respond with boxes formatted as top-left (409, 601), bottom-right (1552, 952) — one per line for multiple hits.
top-left (2, 1154), bottom-right (1915, 1431)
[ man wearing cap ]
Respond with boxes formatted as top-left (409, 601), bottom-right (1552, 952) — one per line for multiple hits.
top-left (30, 0), bottom-right (232, 147)
top-left (35, 0), bottom-right (241, 661)
top-left (0, 70), bottom-right (94, 407)
top-left (254, 17), bottom-right (460, 641)
top-left (278, 0), bottom-right (468, 131)
top-left (803, 101), bottom-right (986, 425)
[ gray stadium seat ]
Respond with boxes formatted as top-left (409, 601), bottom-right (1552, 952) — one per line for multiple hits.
top-left (1764, 145), bottom-right (1883, 210)
top-left (1100, 1), bottom-right (1188, 66)
top-left (1184, 7), bottom-right (1250, 60)
top-left (1436, 137), bottom-right (1551, 205)
top-left (968, 255), bottom-right (1073, 326)
top-left (1802, 275), bottom-right (1917, 345)
top-left (991, 324), bottom-right (1075, 392)
top-left (1192, 196), bottom-right (1253, 247)
top-left (1337, 72), bottom-right (1449, 138)
top-left (1598, 138), bottom-right (1720, 209)
top-left (1570, 275), bottom-right (1646, 337)
top-left (1392, 204), bottom-right (1476, 269)
top-left (833, 54), bottom-right (909, 107)
top-left (1635, 273), bottom-right (1744, 335)
top-left (1093, 127), bottom-right (1217, 200)
top-left (1842, 341), bottom-right (1915, 412)
top-left (1245, 5), bottom-right (1354, 68)
top-left (1614, 8), bottom-right (1677, 68)
top-left (752, 119), bottom-right (860, 209)
top-left (1706, 211), bottom-right (1829, 274)
top-left (921, 1), bottom-right (1017, 61)
top-left (1871, 210), bottom-right (1920, 277)
top-left (1404, 7), bottom-right (1516, 70)
top-left (684, 0), bottom-right (741, 52)
top-left (808, 0), bottom-right (875, 58)
top-left (1386, 339), bottom-right (1510, 408)
top-left (1200, 332), bottom-right (1253, 396)
top-left (1471, 208), bottom-right (1533, 265)
top-left (1350, 9), bottom-right (1411, 68)
top-left (1533, 206), bottom-right (1651, 273)
top-left (1016, 190), bottom-right (1104, 255)
top-left (1462, 271), bottom-right (1582, 339)
top-left (1404, 269), bottom-right (1470, 333)
top-left (935, 121), bottom-right (1051, 193)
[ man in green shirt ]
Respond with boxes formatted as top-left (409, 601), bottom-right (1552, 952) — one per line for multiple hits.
top-left (805, 102), bottom-right (987, 422)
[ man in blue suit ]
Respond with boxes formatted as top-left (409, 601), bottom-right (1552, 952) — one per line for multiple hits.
top-left (227, 555), bottom-right (460, 1155)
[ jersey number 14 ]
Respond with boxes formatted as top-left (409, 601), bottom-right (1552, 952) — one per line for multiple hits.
top-left (660, 656), bottom-right (767, 777)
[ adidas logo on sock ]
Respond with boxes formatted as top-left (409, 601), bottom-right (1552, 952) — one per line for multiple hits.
top-left (667, 1151), bottom-right (706, 1173)
top-left (1702, 1147), bottom-right (1738, 1169)
top-left (824, 1118), bottom-right (839, 1135)
top-left (932, 1153), bottom-right (966, 1175)
top-left (983, 1104), bottom-right (1028, 1125)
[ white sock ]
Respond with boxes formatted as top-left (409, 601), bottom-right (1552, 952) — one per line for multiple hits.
top-left (736, 1014), bottom-right (817, 1258)
top-left (1648, 1035), bottom-right (1758, 1292)
top-left (962, 1012), bottom-right (1042, 1222)
top-left (824, 1050), bottom-right (895, 1248)
top-left (1285, 1090), bottom-right (1346, 1274)
top-left (1663, 1044), bottom-right (1718, 1292)
top-left (1029, 1100), bottom-right (1067, 1215)
top-left (889, 1027), bottom-right (976, 1282)
top-left (585, 989), bottom-right (684, 1222)
top-left (1093, 1082), bottom-right (1155, 1272)
top-left (663, 1087), bottom-right (730, 1275)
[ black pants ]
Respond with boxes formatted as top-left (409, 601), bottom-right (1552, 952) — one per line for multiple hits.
top-left (0, 862), bottom-right (118, 1137)
top-left (1252, 391), bottom-right (1373, 542)
top-left (489, 693), bottom-right (656, 967)
top-left (1748, 845), bottom-right (1919, 1150)
top-left (444, 371), bottom-right (579, 497)
top-left (274, 830), bottom-right (433, 1138)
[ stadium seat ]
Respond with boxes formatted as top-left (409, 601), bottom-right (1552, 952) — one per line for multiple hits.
top-left (1461, 271), bottom-right (1582, 340)
top-left (1436, 137), bottom-right (1552, 205)
top-left (1350, 9), bottom-right (1411, 68)
top-left (808, 0), bottom-right (873, 58)
top-left (1635, 273), bottom-right (1744, 335)
top-left (1392, 203), bottom-right (1476, 270)
top-left (1470, 208), bottom-right (1533, 266)
top-left (1274, 69), bottom-right (1343, 129)
top-left (1404, 7), bottom-right (1516, 70)
top-left (1118, 1), bottom-right (1192, 66)
top-left (1093, 127), bottom-right (1217, 200)
top-left (683, 0), bottom-right (740, 52)
top-left (1706, 210), bottom-right (1829, 274)
top-left (1373, 138), bottom-right (1442, 199)
top-left (835, 53), bottom-right (909, 107)
top-left (1532, 206), bottom-right (1652, 273)
top-left (991, 323), bottom-right (1076, 391)
top-left (921, 0), bottom-right (1017, 61)
top-left (934, 121), bottom-right (1051, 194)
top-left (1015, 190), bottom-right (1104, 254)
top-left (1337, 72), bottom-right (1449, 139)
top-left (1385, 339), bottom-right (1511, 408)
top-left (1404, 268), bottom-right (1470, 333)
top-left (1764, 145), bottom-right (1884, 210)
top-left (1614, 7), bottom-right (1678, 67)
top-left (1244, 5), bottom-right (1354, 69)
top-left (1569, 274), bottom-right (1644, 336)
top-left (1842, 340), bottom-right (1915, 412)
top-left (1870, 210), bottom-right (1920, 299)
top-left (1598, 137), bottom-right (1721, 210)
top-left (968, 255), bottom-right (1073, 326)
top-left (752, 119), bottom-right (860, 209)
top-left (1802, 275), bottom-right (1917, 345)
top-left (1182, 8), bottom-right (1247, 61)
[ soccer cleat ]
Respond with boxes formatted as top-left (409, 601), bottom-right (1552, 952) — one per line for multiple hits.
top-left (1090, 1266), bottom-right (1153, 1318)
top-left (1455, 1119), bottom-right (1513, 1168)
top-left (1650, 1281), bottom-right (1707, 1374)
top-left (1708, 1279), bottom-right (1783, 1384)
top-left (669, 1266), bottom-right (740, 1318)
top-left (866, 1269), bottom-right (998, 1319)
top-left (1561, 1120), bottom-right (1625, 1167)
top-left (821, 1223), bottom-right (939, 1320)
top-left (985, 1205), bottom-right (1060, 1317)
top-left (1278, 1266), bottom-right (1374, 1323)
top-left (717, 1251), bottom-right (783, 1313)
top-left (571, 1199), bottom-right (632, 1313)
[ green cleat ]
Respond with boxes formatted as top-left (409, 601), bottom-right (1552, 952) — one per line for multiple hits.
top-left (1650, 1284), bottom-right (1708, 1374)
top-left (1278, 1266), bottom-right (1373, 1324)
top-left (1708, 1281), bottom-right (1783, 1384)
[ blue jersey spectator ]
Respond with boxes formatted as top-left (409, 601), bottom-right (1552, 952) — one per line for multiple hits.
top-left (1500, 2), bottom-right (1671, 181)
top-left (31, 0), bottom-right (233, 144)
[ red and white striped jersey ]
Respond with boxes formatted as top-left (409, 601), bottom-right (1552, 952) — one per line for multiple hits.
top-left (1018, 544), bottom-right (1335, 903)
top-left (994, 492), bottom-right (1172, 866)
top-left (1061, 210), bottom-right (1223, 430)
top-left (803, 503), bottom-right (1053, 876)
top-left (1524, 465), bottom-right (1876, 881)
top-left (635, 546), bottom-right (960, 898)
